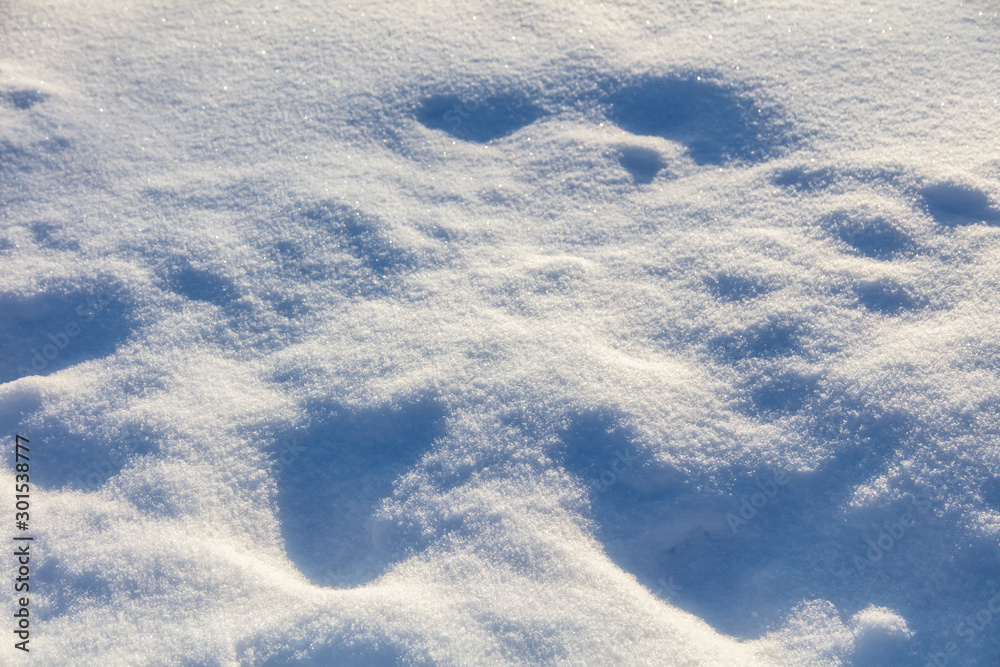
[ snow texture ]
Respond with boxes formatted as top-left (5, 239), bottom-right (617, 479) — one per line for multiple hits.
top-left (1, 0), bottom-right (999, 665)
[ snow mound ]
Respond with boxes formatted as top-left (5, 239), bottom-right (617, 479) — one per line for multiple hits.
top-left (2, 0), bottom-right (999, 664)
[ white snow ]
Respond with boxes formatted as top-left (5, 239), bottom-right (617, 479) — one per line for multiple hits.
top-left (2, 0), bottom-right (999, 664)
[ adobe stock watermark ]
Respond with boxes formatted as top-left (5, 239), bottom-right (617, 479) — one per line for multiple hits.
top-left (923, 585), bottom-right (1000, 667)
top-left (587, 447), bottom-right (642, 494)
top-left (839, 488), bottom-right (940, 578)
top-left (725, 470), bottom-right (789, 534)
top-left (271, 440), bottom-right (307, 476)
top-left (15, 290), bottom-right (115, 378)
top-left (74, 441), bottom-right (140, 491)
top-left (655, 575), bottom-right (683, 601)
top-left (440, 98), bottom-right (480, 133)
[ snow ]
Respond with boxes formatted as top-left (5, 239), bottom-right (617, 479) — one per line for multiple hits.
top-left (2, 0), bottom-right (999, 664)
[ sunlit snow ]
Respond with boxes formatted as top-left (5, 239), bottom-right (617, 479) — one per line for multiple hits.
top-left (2, 1), bottom-right (999, 665)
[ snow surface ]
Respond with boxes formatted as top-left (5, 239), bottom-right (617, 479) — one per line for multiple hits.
top-left (2, 0), bottom-right (999, 664)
